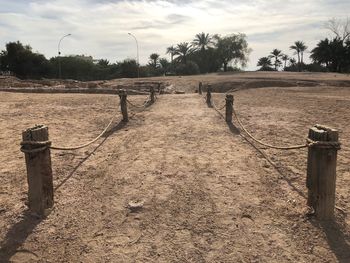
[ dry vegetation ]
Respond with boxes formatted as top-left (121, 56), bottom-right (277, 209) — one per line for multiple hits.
top-left (0, 72), bottom-right (350, 262)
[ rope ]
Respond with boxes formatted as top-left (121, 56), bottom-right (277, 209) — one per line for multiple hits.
top-left (127, 97), bottom-right (151, 109)
top-left (211, 99), bottom-right (226, 111)
top-left (306, 138), bottom-right (341, 149)
top-left (20, 140), bottom-right (51, 153)
top-left (126, 89), bottom-right (150, 95)
top-left (232, 107), bottom-right (308, 150)
top-left (49, 112), bottom-right (118, 150)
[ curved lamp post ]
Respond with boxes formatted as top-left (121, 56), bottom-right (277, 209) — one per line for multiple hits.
top-left (58, 33), bottom-right (71, 79)
top-left (128, 32), bottom-right (139, 78)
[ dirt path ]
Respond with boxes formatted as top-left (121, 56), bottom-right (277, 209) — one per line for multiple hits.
top-left (1, 93), bottom-right (349, 262)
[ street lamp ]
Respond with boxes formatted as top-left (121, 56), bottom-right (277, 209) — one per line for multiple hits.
top-left (128, 32), bottom-right (139, 78)
top-left (58, 33), bottom-right (71, 79)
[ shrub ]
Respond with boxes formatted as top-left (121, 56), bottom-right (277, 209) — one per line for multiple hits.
top-left (175, 61), bottom-right (200, 75)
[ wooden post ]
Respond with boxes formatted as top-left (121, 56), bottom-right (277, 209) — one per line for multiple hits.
top-left (21, 125), bottom-right (53, 216)
top-left (225, 94), bottom-right (234, 122)
top-left (198, 82), bottom-right (202, 95)
top-left (150, 86), bottom-right (155, 103)
top-left (206, 85), bottom-right (212, 105)
top-left (307, 125), bottom-right (340, 220)
top-left (157, 82), bottom-right (161, 94)
top-left (119, 89), bottom-right (128, 122)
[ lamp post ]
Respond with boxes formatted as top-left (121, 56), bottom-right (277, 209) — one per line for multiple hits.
top-left (58, 33), bottom-right (71, 79)
top-left (128, 32), bottom-right (139, 78)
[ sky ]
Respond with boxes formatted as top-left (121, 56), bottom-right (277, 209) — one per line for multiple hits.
top-left (0, 0), bottom-right (349, 70)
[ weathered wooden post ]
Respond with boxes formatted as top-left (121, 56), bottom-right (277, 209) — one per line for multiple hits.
top-left (225, 94), bottom-right (234, 122)
top-left (206, 85), bottom-right (212, 106)
top-left (157, 82), bottom-right (161, 94)
top-left (119, 89), bottom-right (128, 122)
top-left (198, 82), bottom-right (203, 95)
top-left (150, 86), bottom-right (155, 103)
top-left (21, 125), bottom-right (53, 216)
top-left (307, 125), bottom-right (340, 220)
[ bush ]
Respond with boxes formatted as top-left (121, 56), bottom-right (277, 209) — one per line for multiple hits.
top-left (175, 61), bottom-right (200, 75)
top-left (257, 66), bottom-right (275, 71)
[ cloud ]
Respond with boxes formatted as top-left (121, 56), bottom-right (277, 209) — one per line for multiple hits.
top-left (0, 0), bottom-right (349, 69)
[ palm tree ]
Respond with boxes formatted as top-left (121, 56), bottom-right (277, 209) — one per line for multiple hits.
top-left (289, 58), bottom-right (297, 66)
top-left (281, 54), bottom-right (289, 70)
top-left (159, 58), bottom-right (169, 75)
top-left (310, 38), bottom-right (332, 69)
top-left (174, 42), bottom-right (193, 64)
top-left (257, 57), bottom-right (272, 70)
top-left (149, 53), bottom-right (160, 69)
top-left (269, 49), bottom-right (283, 70)
top-left (290, 41), bottom-right (308, 71)
top-left (166, 46), bottom-right (176, 64)
top-left (192, 32), bottom-right (212, 51)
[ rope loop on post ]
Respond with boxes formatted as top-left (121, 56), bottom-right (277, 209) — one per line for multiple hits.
top-left (20, 140), bottom-right (52, 153)
top-left (306, 139), bottom-right (341, 149)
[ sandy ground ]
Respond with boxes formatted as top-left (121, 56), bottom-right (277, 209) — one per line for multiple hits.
top-left (0, 72), bottom-right (350, 262)
top-left (2, 71), bottom-right (350, 94)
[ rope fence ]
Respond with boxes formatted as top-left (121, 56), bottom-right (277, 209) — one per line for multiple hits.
top-left (200, 81), bottom-right (342, 220)
top-left (20, 86), bottom-right (160, 216)
top-left (232, 107), bottom-right (309, 150)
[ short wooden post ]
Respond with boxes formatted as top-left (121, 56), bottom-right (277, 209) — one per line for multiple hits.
top-left (119, 89), bottom-right (128, 122)
top-left (199, 82), bottom-right (202, 95)
top-left (157, 82), bottom-right (161, 94)
top-left (225, 94), bottom-right (234, 122)
top-left (150, 86), bottom-right (155, 103)
top-left (307, 125), bottom-right (340, 220)
top-left (206, 85), bottom-right (212, 105)
top-left (21, 125), bottom-right (53, 216)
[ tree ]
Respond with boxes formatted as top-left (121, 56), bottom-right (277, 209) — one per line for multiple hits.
top-left (159, 58), bottom-right (170, 75)
top-left (192, 32), bottom-right (212, 51)
top-left (269, 49), bottom-right (283, 70)
top-left (117, 59), bottom-right (138, 78)
top-left (97, 59), bottom-right (110, 67)
top-left (290, 41), bottom-right (307, 71)
top-left (191, 32), bottom-right (214, 73)
top-left (149, 53), bottom-right (160, 69)
top-left (166, 46), bottom-right (176, 64)
top-left (281, 54), bottom-right (289, 70)
top-left (325, 17), bottom-right (350, 42)
top-left (174, 42), bottom-right (193, 64)
top-left (214, 33), bottom-right (251, 72)
top-left (289, 57), bottom-right (297, 66)
top-left (175, 61), bottom-right (200, 75)
top-left (0, 41), bottom-right (51, 78)
top-left (50, 55), bottom-right (94, 80)
top-left (257, 57), bottom-right (273, 71)
top-left (310, 37), bottom-right (349, 72)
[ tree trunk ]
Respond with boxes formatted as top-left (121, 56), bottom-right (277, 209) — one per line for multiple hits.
top-left (223, 62), bottom-right (228, 72)
top-left (301, 52), bottom-right (304, 71)
top-left (274, 58), bottom-right (277, 70)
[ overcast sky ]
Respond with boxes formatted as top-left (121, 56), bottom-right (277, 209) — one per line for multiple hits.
top-left (0, 0), bottom-right (349, 70)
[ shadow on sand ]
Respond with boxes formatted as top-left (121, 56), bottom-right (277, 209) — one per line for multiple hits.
top-left (0, 120), bottom-right (126, 261)
top-left (311, 216), bottom-right (350, 262)
top-left (227, 121), bottom-right (350, 261)
top-left (54, 120), bottom-right (127, 192)
top-left (226, 120), bottom-right (307, 199)
top-left (0, 210), bottom-right (41, 262)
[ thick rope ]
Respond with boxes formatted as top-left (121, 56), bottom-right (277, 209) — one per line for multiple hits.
top-left (49, 112), bottom-right (118, 150)
top-left (232, 107), bottom-right (308, 150)
top-left (126, 89), bottom-right (151, 95)
top-left (211, 99), bottom-right (226, 111)
top-left (127, 97), bottom-right (151, 109)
